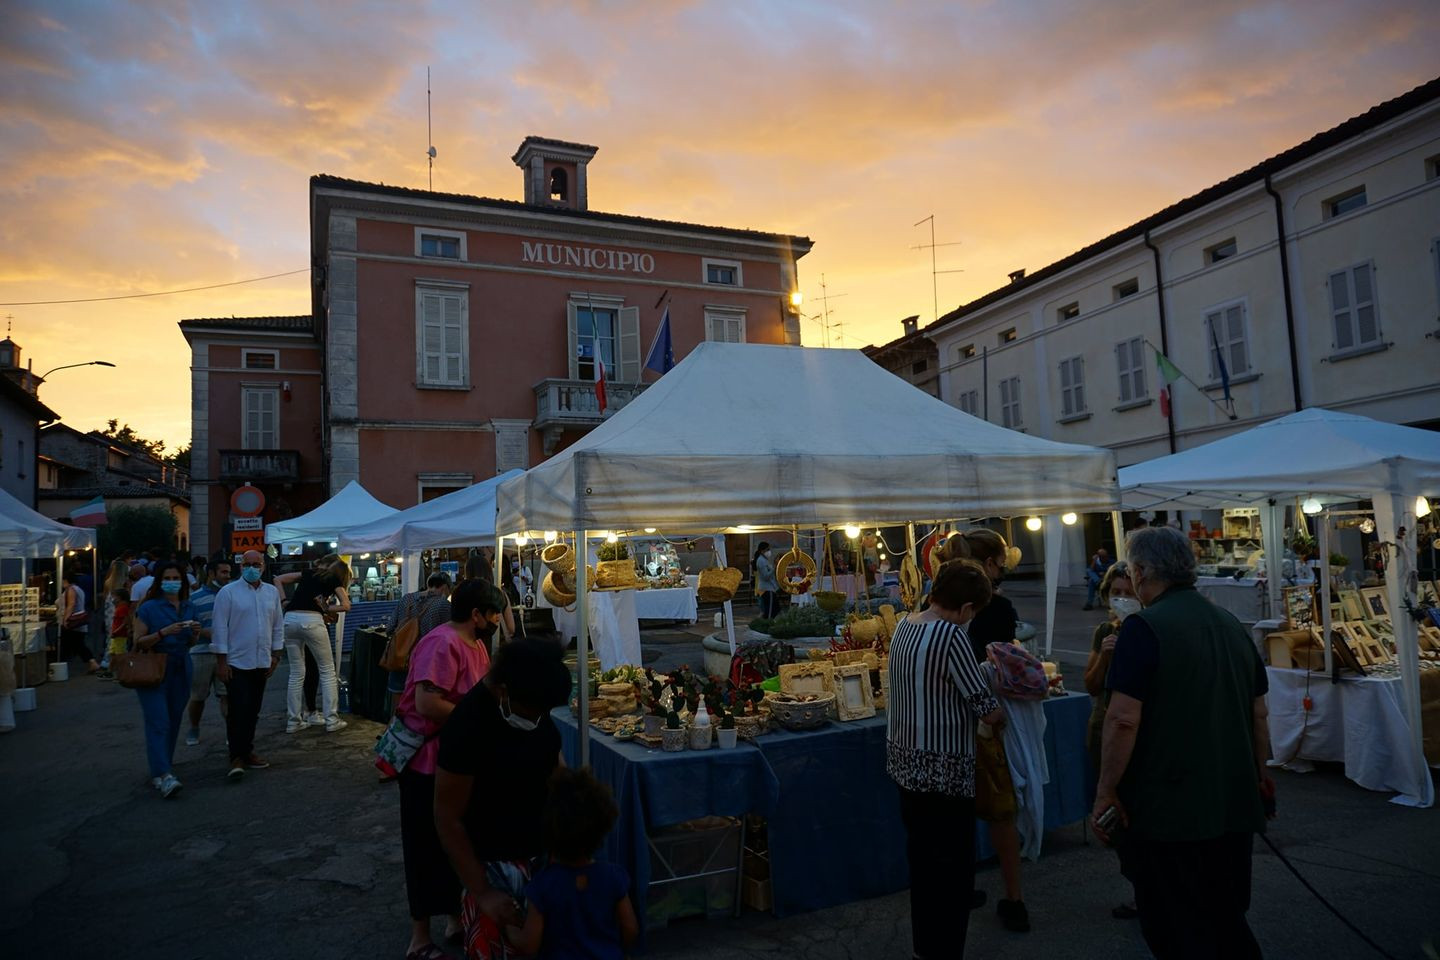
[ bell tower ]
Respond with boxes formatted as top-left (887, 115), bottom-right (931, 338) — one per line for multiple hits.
top-left (512, 136), bottom-right (599, 211)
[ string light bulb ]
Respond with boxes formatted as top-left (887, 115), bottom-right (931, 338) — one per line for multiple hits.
top-left (1359, 519), bottom-right (1375, 535)
top-left (644, 527), bottom-right (657, 534)
top-left (1025, 517), bottom-right (1043, 532)
top-left (543, 531), bottom-right (558, 543)
top-left (605, 532), bottom-right (619, 544)
top-left (1061, 512), bottom-right (1078, 526)
top-left (1417, 496), bottom-right (1432, 519)
top-left (514, 535), bottom-right (529, 547)
top-left (1301, 497), bottom-right (1322, 516)
top-left (843, 525), bottom-right (861, 539)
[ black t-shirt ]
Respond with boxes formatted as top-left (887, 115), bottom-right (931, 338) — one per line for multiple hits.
top-left (967, 588), bottom-right (1018, 663)
top-left (286, 572), bottom-right (336, 614)
top-left (437, 682), bottom-right (562, 862)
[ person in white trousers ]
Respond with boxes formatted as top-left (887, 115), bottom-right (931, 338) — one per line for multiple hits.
top-left (281, 560), bottom-right (352, 733)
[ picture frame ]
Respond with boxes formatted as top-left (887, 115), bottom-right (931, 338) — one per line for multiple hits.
top-left (778, 662), bottom-right (834, 698)
top-left (1346, 621), bottom-right (1389, 663)
top-left (831, 663), bottom-right (876, 721)
top-left (1359, 587), bottom-right (1390, 620)
top-left (1315, 624), bottom-right (1365, 674)
top-left (1282, 585), bottom-right (1317, 629)
top-left (834, 649), bottom-right (879, 671)
top-left (1417, 580), bottom-right (1439, 605)
top-left (1337, 588), bottom-right (1367, 622)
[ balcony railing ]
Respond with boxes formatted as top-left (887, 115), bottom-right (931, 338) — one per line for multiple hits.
top-left (533, 379), bottom-right (647, 432)
top-left (218, 449), bottom-right (301, 483)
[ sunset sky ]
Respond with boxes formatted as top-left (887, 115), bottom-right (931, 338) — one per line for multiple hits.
top-left (2, 0), bottom-right (1436, 452)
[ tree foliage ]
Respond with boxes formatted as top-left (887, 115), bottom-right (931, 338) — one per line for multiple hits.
top-left (100, 419), bottom-right (165, 457)
top-left (97, 505), bottom-right (178, 561)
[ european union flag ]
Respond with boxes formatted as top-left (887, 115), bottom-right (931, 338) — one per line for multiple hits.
top-left (644, 305), bottom-right (675, 374)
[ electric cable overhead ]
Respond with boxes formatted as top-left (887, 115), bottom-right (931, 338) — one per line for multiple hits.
top-left (0, 268), bottom-right (310, 306)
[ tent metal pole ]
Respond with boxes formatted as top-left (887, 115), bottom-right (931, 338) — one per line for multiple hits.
top-left (1375, 490), bottom-right (1431, 806)
top-left (1111, 511), bottom-right (1126, 562)
top-left (55, 551), bottom-right (64, 666)
top-left (575, 529), bottom-right (590, 768)
top-left (1318, 514), bottom-right (1333, 675)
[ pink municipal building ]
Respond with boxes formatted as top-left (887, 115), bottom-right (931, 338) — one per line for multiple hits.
top-left (184, 137), bottom-right (814, 558)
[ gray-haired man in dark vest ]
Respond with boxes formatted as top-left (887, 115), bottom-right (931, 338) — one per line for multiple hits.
top-left (1091, 525), bottom-right (1275, 959)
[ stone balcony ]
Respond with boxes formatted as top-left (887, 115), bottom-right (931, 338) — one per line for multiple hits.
top-left (533, 378), bottom-right (647, 454)
top-left (217, 449), bottom-right (301, 483)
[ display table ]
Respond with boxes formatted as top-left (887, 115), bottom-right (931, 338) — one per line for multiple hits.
top-left (1266, 667), bottom-right (1434, 805)
top-left (551, 589), bottom-right (643, 670)
top-left (1196, 576), bottom-right (1269, 625)
top-left (555, 691), bottom-right (1091, 928)
top-left (633, 586), bottom-right (698, 623)
top-left (1, 619), bottom-right (51, 655)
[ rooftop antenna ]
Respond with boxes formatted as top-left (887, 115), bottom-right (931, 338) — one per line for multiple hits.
top-left (426, 66), bottom-right (437, 190)
top-left (911, 215), bottom-right (964, 324)
top-left (814, 274), bottom-right (849, 348)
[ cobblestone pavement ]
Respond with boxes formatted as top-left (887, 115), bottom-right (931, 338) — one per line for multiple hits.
top-left (2, 586), bottom-right (1436, 958)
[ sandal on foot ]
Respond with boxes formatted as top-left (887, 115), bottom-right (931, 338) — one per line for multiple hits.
top-left (404, 945), bottom-right (449, 960)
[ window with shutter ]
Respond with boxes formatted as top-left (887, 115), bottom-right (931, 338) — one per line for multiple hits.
top-left (957, 389), bottom-right (979, 416)
top-left (705, 311), bottom-right (747, 344)
top-left (416, 286), bottom-right (469, 387)
top-left (1115, 337), bottom-right (1147, 403)
top-left (1000, 377), bottom-right (1022, 429)
top-left (1204, 302), bottom-right (1251, 380)
top-left (1329, 263), bottom-right (1380, 351)
top-left (242, 387), bottom-right (279, 449)
top-left (568, 296), bottom-right (643, 381)
top-left (1059, 357), bottom-right (1085, 417)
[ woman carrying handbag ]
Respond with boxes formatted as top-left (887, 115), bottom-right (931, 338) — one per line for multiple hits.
top-left (132, 562), bottom-right (199, 799)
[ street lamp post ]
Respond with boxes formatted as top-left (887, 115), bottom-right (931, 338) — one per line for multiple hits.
top-left (39, 360), bottom-right (116, 379)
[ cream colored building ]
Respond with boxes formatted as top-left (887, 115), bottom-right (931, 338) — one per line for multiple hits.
top-left (929, 76), bottom-right (1440, 483)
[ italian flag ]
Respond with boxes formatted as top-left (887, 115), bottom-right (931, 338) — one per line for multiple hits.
top-left (1155, 350), bottom-right (1182, 419)
top-left (594, 353), bottom-right (608, 414)
top-left (70, 495), bottom-right (108, 527)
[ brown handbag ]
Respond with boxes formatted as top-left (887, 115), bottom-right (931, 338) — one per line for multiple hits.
top-left (113, 648), bottom-right (167, 689)
top-left (378, 617), bottom-right (421, 673)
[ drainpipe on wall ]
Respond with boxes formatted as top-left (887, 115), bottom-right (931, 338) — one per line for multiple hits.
top-left (1143, 231), bottom-right (1177, 454)
top-left (1264, 175), bottom-right (1304, 412)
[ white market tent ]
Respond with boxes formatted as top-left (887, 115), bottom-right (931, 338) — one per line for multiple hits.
top-left (264, 480), bottom-right (399, 548)
top-left (1118, 407), bottom-right (1440, 807)
top-left (338, 469), bottom-right (523, 555)
top-left (498, 342), bottom-right (1120, 761)
top-left (0, 487), bottom-right (96, 557)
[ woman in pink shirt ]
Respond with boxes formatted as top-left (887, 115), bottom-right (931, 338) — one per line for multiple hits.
top-left (395, 580), bottom-right (505, 960)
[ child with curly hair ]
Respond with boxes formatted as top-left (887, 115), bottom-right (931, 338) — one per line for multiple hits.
top-left (505, 767), bottom-right (638, 959)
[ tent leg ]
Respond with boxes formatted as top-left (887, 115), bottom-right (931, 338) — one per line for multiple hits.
top-left (575, 530), bottom-right (590, 769)
top-left (1111, 511), bottom-right (1126, 562)
top-left (712, 535), bottom-right (737, 654)
top-left (55, 552), bottom-right (64, 665)
top-left (1043, 516), bottom-right (1061, 658)
top-left (1318, 514), bottom-right (1333, 676)
top-left (1261, 500), bottom-right (1285, 622)
top-left (1374, 493), bottom-right (1432, 807)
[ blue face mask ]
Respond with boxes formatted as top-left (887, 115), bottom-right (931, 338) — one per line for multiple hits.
top-left (161, 580), bottom-right (182, 595)
top-left (241, 567), bottom-right (263, 584)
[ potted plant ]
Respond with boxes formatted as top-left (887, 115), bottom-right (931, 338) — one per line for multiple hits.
top-left (730, 683), bottom-right (767, 739)
top-left (596, 541), bottom-right (630, 562)
top-left (717, 709), bottom-right (738, 749)
top-left (1290, 534), bottom-right (1316, 561)
top-left (641, 669), bottom-right (669, 736)
top-left (1329, 552), bottom-right (1349, 579)
top-left (661, 709), bottom-right (687, 752)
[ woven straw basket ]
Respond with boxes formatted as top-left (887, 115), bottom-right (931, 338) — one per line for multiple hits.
top-left (595, 560), bottom-right (639, 589)
top-left (776, 549), bottom-right (817, 595)
top-left (847, 614), bottom-right (884, 644)
top-left (542, 571), bottom-right (576, 607)
top-left (541, 542), bottom-right (576, 576)
top-left (697, 566), bottom-right (742, 603)
top-left (813, 590), bottom-right (847, 613)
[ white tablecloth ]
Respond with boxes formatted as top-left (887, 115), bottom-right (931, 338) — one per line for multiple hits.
top-left (633, 586), bottom-right (697, 622)
top-left (1, 620), bottom-right (51, 655)
top-left (550, 589), bottom-right (643, 671)
top-left (1196, 577), bottom-right (1269, 625)
top-left (1266, 667), bottom-right (1433, 805)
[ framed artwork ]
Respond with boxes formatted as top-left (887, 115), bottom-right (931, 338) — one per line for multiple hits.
top-left (1282, 585), bottom-right (1317, 629)
top-left (1334, 623), bottom-right (1373, 669)
top-left (1314, 625), bottom-right (1365, 675)
top-left (1417, 580), bottom-right (1439, 605)
top-left (834, 649), bottom-right (879, 671)
top-left (1360, 587), bottom-right (1390, 620)
top-left (778, 662), bottom-right (834, 698)
top-left (1337, 588), bottom-right (1367, 622)
top-left (1346, 621), bottom-right (1389, 663)
top-left (832, 663), bottom-right (876, 721)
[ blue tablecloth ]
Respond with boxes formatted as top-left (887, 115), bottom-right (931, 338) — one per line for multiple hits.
top-left (556, 691), bottom-right (1092, 925)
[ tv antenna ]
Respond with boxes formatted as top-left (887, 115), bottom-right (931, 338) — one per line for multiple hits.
top-left (911, 215), bottom-right (964, 324)
top-left (812, 274), bottom-right (849, 348)
top-left (426, 66), bottom-right (437, 189)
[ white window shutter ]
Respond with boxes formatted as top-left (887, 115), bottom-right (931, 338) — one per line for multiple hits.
top-left (1204, 311), bottom-right (1221, 380)
top-left (1353, 265), bottom-right (1378, 344)
top-left (1074, 358), bottom-right (1084, 412)
top-left (1329, 270), bottom-right (1352, 349)
top-left (1132, 339), bottom-right (1147, 398)
top-left (1227, 305), bottom-right (1248, 373)
top-left (566, 301), bottom-right (580, 379)
top-left (618, 306), bottom-right (640, 383)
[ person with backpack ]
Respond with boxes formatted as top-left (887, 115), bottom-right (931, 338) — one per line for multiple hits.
top-left (384, 572), bottom-right (453, 708)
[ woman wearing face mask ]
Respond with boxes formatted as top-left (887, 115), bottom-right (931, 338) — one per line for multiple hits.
top-left (434, 637), bottom-right (574, 960)
top-left (1082, 560), bottom-right (1141, 919)
top-left (133, 561), bottom-right (199, 799)
top-left (887, 559), bottom-right (1004, 959)
top-left (752, 541), bottom-right (779, 619)
top-left (937, 528), bottom-right (1032, 933)
top-left (393, 580), bottom-right (504, 960)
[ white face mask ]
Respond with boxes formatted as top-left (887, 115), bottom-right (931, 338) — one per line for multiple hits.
top-left (1109, 596), bottom-right (1142, 619)
top-left (499, 693), bottom-right (539, 732)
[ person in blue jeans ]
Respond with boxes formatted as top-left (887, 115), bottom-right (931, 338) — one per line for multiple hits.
top-left (1084, 548), bottom-right (1113, 611)
top-left (133, 561), bottom-right (198, 799)
top-left (505, 766), bottom-right (638, 959)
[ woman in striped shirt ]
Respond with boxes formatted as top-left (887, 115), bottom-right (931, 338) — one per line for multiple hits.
top-left (887, 559), bottom-right (1005, 959)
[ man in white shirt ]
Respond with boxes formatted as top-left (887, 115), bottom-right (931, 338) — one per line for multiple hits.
top-left (128, 563), bottom-right (153, 603)
top-left (212, 550), bottom-right (284, 780)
